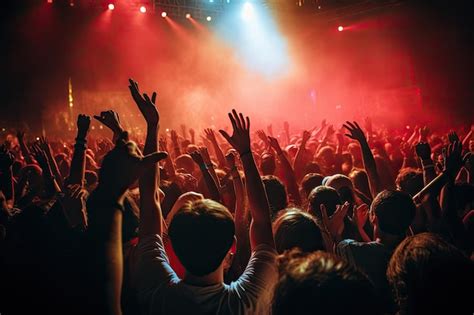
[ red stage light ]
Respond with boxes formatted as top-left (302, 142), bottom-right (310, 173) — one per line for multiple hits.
top-left (47, 0), bottom-right (53, 3)
top-left (186, 13), bottom-right (191, 19)
top-left (161, 12), bottom-right (167, 17)
top-left (338, 25), bottom-right (344, 32)
top-left (139, 6), bottom-right (147, 13)
top-left (108, 3), bottom-right (115, 10)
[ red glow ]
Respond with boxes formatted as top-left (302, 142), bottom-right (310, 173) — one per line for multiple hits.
top-left (108, 3), bottom-right (115, 10)
top-left (161, 12), bottom-right (167, 18)
top-left (139, 6), bottom-right (146, 13)
top-left (338, 26), bottom-right (344, 32)
top-left (47, 0), bottom-right (53, 3)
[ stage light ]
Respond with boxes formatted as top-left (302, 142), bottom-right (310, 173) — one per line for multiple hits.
top-left (108, 3), bottom-right (115, 10)
top-left (186, 13), bottom-right (191, 19)
top-left (209, 0), bottom-right (214, 2)
top-left (338, 25), bottom-right (344, 32)
top-left (242, 2), bottom-right (254, 20)
top-left (139, 5), bottom-right (146, 13)
top-left (161, 11), bottom-right (167, 17)
top-left (47, 0), bottom-right (53, 3)
top-left (206, 16), bottom-right (212, 22)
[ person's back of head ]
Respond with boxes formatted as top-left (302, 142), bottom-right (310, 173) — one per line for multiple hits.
top-left (262, 175), bottom-right (288, 218)
top-left (307, 186), bottom-right (341, 221)
top-left (300, 173), bottom-right (324, 199)
top-left (273, 208), bottom-right (324, 254)
top-left (395, 167), bottom-right (423, 197)
top-left (168, 199), bottom-right (235, 276)
top-left (175, 154), bottom-right (195, 174)
top-left (273, 249), bottom-right (381, 315)
top-left (387, 233), bottom-right (474, 315)
top-left (260, 153), bottom-right (276, 176)
top-left (325, 174), bottom-right (355, 206)
top-left (371, 190), bottom-right (415, 238)
top-left (304, 162), bottom-right (321, 175)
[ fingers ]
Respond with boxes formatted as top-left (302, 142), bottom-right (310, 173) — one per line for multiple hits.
top-left (320, 204), bottom-right (330, 225)
top-left (219, 129), bottom-right (232, 145)
top-left (232, 109), bottom-right (242, 130)
top-left (151, 92), bottom-right (157, 104)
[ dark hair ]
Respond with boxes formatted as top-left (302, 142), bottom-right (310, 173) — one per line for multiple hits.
top-left (260, 153), bottom-right (276, 176)
top-left (307, 186), bottom-right (341, 220)
top-left (273, 208), bottom-right (324, 254)
top-left (371, 190), bottom-right (416, 236)
top-left (304, 162), bottom-right (321, 175)
top-left (175, 154), bottom-right (195, 174)
top-left (168, 199), bottom-right (235, 276)
top-left (395, 168), bottom-right (423, 197)
top-left (300, 173), bottom-right (324, 198)
top-left (273, 250), bottom-right (380, 315)
top-left (387, 233), bottom-right (474, 315)
top-left (161, 180), bottom-right (183, 219)
top-left (349, 169), bottom-right (371, 200)
top-left (262, 175), bottom-right (288, 218)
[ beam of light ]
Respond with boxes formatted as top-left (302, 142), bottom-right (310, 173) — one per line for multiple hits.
top-left (215, 1), bottom-right (290, 78)
top-left (186, 13), bottom-right (191, 19)
top-left (338, 25), bottom-right (344, 32)
top-left (161, 11), bottom-right (167, 18)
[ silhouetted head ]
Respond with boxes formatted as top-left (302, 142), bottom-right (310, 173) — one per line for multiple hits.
top-left (396, 168), bottom-right (423, 197)
top-left (308, 186), bottom-right (341, 220)
top-left (273, 208), bottom-right (324, 254)
top-left (168, 199), bottom-right (235, 276)
top-left (300, 173), bottom-right (324, 199)
top-left (262, 175), bottom-right (288, 218)
top-left (273, 250), bottom-right (381, 315)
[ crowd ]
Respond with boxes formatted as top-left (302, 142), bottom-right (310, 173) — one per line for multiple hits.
top-left (0, 79), bottom-right (473, 315)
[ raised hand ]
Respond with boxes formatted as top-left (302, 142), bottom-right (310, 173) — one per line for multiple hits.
top-left (320, 202), bottom-right (350, 241)
top-left (419, 126), bottom-right (430, 141)
top-left (219, 109), bottom-right (251, 156)
top-left (0, 145), bottom-right (15, 171)
top-left (170, 129), bottom-right (179, 145)
top-left (77, 114), bottom-right (91, 138)
top-left (93, 110), bottom-right (123, 135)
top-left (204, 128), bottom-right (217, 143)
top-left (98, 137), bottom-right (168, 198)
top-left (199, 146), bottom-right (212, 165)
top-left (16, 131), bottom-right (25, 143)
top-left (60, 184), bottom-right (88, 228)
top-left (400, 142), bottom-right (414, 158)
top-left (448, 131), bottom-right (460, 144)
top-left (267, 124), bottom-right (273, 137)
top-left (256, 130), bottom-right (269, 147)
top-left (301, 130), bottom-right (311, 144)
top-left (324, 124), bottom-right (335, 139)
top-left (128, 78), bottom-right (159, 127)
top-left (30, 143), bottom-right (49, 168)
top-left (159, 135), bottom-right (168, 152)
top-left (321, 119), bottom-right (327, 129)
top-left (268, 136), bottom-right (283, 154)
top-left (190, 150), bottom-right (205, 166)
top-left (415, 142), bottom-right (432, 161)
top-left (443, 140), bottom-right (465, 178)
top-left (351, 203), bottom-right (369, 231)
top-left (343, 121), bottom-right (366, 143)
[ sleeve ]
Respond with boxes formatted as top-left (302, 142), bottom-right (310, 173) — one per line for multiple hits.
top-left (337, 239), bottom-right (358, 266)
top-left (231, 245), bottom-right (278, 311)
top-left (133, 234), bottom-right (179, 307)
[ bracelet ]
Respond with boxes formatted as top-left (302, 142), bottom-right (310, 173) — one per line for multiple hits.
top-left (239, 150), bottom-right (252, 158)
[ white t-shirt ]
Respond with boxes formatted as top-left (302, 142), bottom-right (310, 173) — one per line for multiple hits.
top-left (134, 234), bottom-right (278, 315)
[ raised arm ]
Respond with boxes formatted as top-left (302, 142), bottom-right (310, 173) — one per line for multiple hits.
top-left (87, 136), bottom-right (166, 315)
top-left (190, 149), bottom-right (222, 202)
top-left (293, 130), bottom-right (311, 183)
top-left (268, 136), bottom-right (302, 206)
top-left (0, 145), bottom-right (15, 207)
top-left (128, 78), bottom-right (166, 238)
top-left (159, 135), bottom-right (177, 179)
top-left (204, 128), bottom-right (226, 169)
top-left (38, 136), bottom-right (64, 187)
top-left (220, 110), bottom-right (274, 249)
top-left (93, 110), bottom-right (125, 144)
top-left (30, 143), bottom-right (61, 196)
top-left (344, 121), bottom-right (382, 198)
top-left (17, 131), bottom-right (34, 164)
top-left (415, 141), bottom-right (436, 186)
top-left (68, 114), bottom-right (91, 186)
